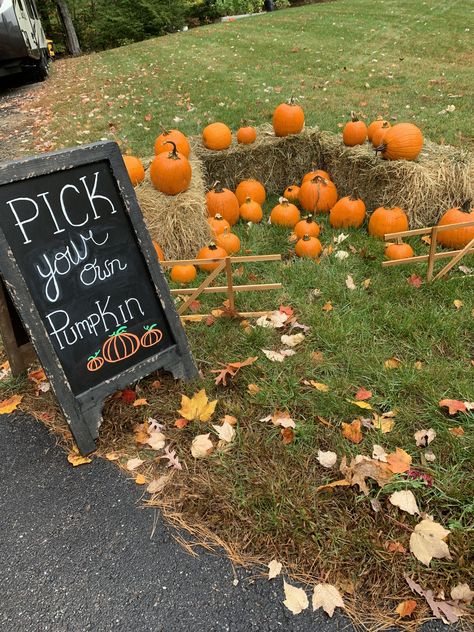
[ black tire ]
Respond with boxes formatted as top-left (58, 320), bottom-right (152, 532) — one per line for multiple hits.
top-left (34, 51), bottom-right (50, 82)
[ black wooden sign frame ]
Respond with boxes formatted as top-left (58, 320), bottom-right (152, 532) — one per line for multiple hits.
top-left (0, 142), bottom-right (197, 454)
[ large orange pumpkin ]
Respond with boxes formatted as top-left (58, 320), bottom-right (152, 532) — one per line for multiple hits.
top-left (216, 228), bottom-right (241, 255)
top-left (385, 242), bottom-right (414, 260)
top-left (283, 185), bottom-right (300, 201)
top-left (202, 122), bottom-right (232, 150)
top-left (375, 123), bottom-right (423, 161)
top-left (294, 216), bottom-right (320, 239)
top-left (437, 202), bottom-right (474, 248)
top-left (298, 176), bottom-right (338, 213)
top-left (235, 179), bottom-right (266, 205)
top-left (371, 121), bottom-right (391, 148)
top-left (154, 128), bottom-right (190, 157)
top-left (368, 206), bottom-right (409, 239)
top-left (270, 197), bottom-right (300, 228)
top-left (149, 141), bottom-right (192, 195)
top-left (329, 190), bottom-right (366, 228)
top-left (272, 100), bottom-right (305, 137)
top-left (123, 155), bottom-right (145, 186)
top-left (302, 169), bottom-right (331, 184)
top-left (342, 112), bottom-right (367, 146)
top-left (236, 126), bottom-right (257, 144)
top-left (208, 213), bottom-right (230, 236)
top-left (295, 234), bottom-right (322, 259)
top-left (367, 118), bottom-right (390, 143)
top-left (206, 181), bottom-right (240, 225)
top-left (239, 197), bottom-right (263, 223)
top-left (197, 243), bottom-right (228, 271)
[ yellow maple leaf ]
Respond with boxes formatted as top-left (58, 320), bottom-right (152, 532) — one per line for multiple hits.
top-left (178, 389), bottom-right (218, 422)
top-left (306, 380), bottom-right (329, 392)
top-left (0, 394), bottom-right (23, 414)
top-left (67, 453), bottom-right (92, 467)
top-left (347, 399), bottom-right (372, 410)
top-left (372, 413), bottom-right (395, 433)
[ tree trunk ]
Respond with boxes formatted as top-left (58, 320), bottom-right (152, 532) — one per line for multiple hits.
top-left (55, 0), bottom-right (81, 56)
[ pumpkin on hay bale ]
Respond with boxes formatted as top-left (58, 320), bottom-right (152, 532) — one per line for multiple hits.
top-left (135, 156), bottom-right (212, 260)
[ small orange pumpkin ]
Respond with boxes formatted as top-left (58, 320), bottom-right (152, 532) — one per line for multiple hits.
top-left (154, 128), bottom-right (190, 157)
top-left (149, 141), bottom-right (192, 195)
top-left (371, 121), bottom-right (391, 148)
top-left (283, 185), bottom-right (300, 201)
top-left (208, 213), bottom-right (231, 236)
top-left (385, 242), bottom-right (414, 260)
top-left (437, 201), bottom-right (474, 248)
top-left (216, 228), bottom-right (241, 255)
top-left (239, 197), bottom-right (263, 223)
top-left (298, 176), bottom-right (338, 214)
top-left (170, 264), bottom-right (197, 284)
top-left (152, 241), bottom-right (165, 261)
top-left (329, 190), bottom-right (366, 228)
top-left (197, 242), bottom-right (228, 271)
top-left (273, 99), bottom-right (305, 137)
top-left (375, 123), bottom-right (423, 161)
top-left (294, 215), bottom-right (320, 239)
top-left (235, 179), bottom-right (266, 205)
top-left (295, 234), bottom-right (322, 259)
top-left (123, 155), bottom-right (145, 187)
top-left (206, 181), bottom-right (240, 226)
top-left (236, 126), bottom-right (257, 144)
top-left (368, 206), bottom-right (409, 239)
top-left (367, 118), bottom-right (390, 143)
top-left (202, 122), bottom-right (232, 150)
top-left (270, 197), bottom-right (300, 228)
top-left (342, 111), bottom-right (368, 146)
top-left (302, 169), bottom-right (331, 184)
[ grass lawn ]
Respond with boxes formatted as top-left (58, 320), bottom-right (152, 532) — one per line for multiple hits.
top-left (2, 0), bottom-right (473, 626)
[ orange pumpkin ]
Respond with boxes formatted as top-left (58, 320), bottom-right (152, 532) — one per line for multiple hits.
top-left (153, 241), bottom-right (165, 261)
top-left (202, 122), bottom-right (232, 150)
top-left (141, 324), bottom-right (163, 348)
top-left (272, 100), bottom-right (305, 137)
top-left (367, 118), bottom-right (390, 143)
top-left (294, 215), bottom-right (320, 239)
top-left (295, 234), bottom-right (322, 259)
top-left (329, 190), bottom-right (366, 228)
top-left (170, 264), bottom-right (197, 284)
top-left (375, 123), bottom-right (423, 161)
top-left (149, 141), bottom-right (192, 195)
top-left (385, 242), bottom-right (414, 260)
top-left (371, 121), bottom-right (391, 148)
top-left (235, 179), bottom-right (266, 205)
top-left (302, 169), bottom-right (331, 184)
top-left (208, 213), bottom-right (231, 236)
top-left (236, 126), bottom-right (257, 144)
top-left (87, 350), bottom-right (104, 372)
top-left (239, 197), bottom-right (263, 223)
top-left (342, 112), bottom-right (368, 146)
top-left (298, 176), bottom-right (338, 213)
top-left (284, 185), bottom-right (300, 201)
top-left (206, 181), bottom-right (240, 226)
top-left (270, 197), bottom-right (300, 228)
top-left (102, 326), bottom-right (140, 363)
top-left (123, 155), bottom-right (145, 187)
top-left (197, 243), bottom-right (228, 271)
top-left (368, 206), bottom-right (409, 239)
top-left (216, 228), bottom-right (241, 255)
top-left (437, 202), bottom-right (474, 248)
top-left (154, 128), bottom-right (190, 157)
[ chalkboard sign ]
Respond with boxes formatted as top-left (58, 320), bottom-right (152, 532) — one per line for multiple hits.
top-left (0, 142), bottom-right (197, 454)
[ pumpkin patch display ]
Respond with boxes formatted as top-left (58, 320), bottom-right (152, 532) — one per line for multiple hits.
top-left (102, 326), bottom-right (141, 363)
top-left (149, 141), bottom-right (192, 195)
top-left (298, 175), bottom-right (338, 213)
top-left (216, 228), bottom-right (241, 255)
top-left (152, 240), bottom-right (165, 261)
top-left (371, 121), bottom-right (391, 148)
top-left (436, 201), bottom-right (474, 248)
top-left (302, 169), bottom-right (331, 184)
top-left (385, 242), bottom-right (414, 260)
top-left (342, 112), bottom-right (367, 146)
top-left (294, 215), bottom-right (320, 239)
top-left (270, 197), bottom-right (300, 228)
top-left (154, 128), bottom-right (190, 158)
top-left (283, 185), bottom-right (300, 202)
top-left (329, 190), bottom-right (366, 228)
top-left (272, 100), bottom-right (305, 137)
top-left (208, 213), bottom-right (231, 236)
top-left (295, 234), bottom-right (322, 259)
top-left (206, 181), bottom-right (240, 226)
top-left (375, 123), bottom-right (423, 161)
top-left (170, 264), bottom-right (197, 284)
top-left (368, 206), bottom-right (409, 239)
top-left (239, 197), bottom-right (263, 223)
top-left (367, 118), bottom-right (390, 143)
top-left (197, 243), bottom-right (228, 271)
top-left (123, 155), bottom-right (145, 187)
top-left (236, 126), bottom-right (257, 145)
top-left (202, 122), bottom-right (232, 150)
top-left (235, 179), bottom-right (266, 205)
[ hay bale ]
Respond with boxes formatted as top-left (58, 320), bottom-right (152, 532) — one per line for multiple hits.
top-left (319, 131), bottom-right (474, 227)
top-left (135, 156), bottom-right (212, 260)
top-left (194, 124), bottom-right (324, 194)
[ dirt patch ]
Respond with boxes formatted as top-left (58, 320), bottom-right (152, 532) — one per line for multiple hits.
top-left (0, 78), bottom-right (43, 163)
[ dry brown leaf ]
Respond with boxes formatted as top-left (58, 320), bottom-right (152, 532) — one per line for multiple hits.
top-left (439, 399), bottom-right (467, 415)
top-left (126, 457), bottom-right (144, 471)
top-left (312, 583), bottom-right (345, 617)
top-left (386, 448), bottom-right (412, 473)
top-left (212, 421), bottom-right (235, 443)
top-left (384, 357), bottom-right (402, 369)
top-left (409, 519), bottom-right (451, 566)
top-left (247, 383), bottom-right (261, 395)
top-left (395, 600), bottom-right (417, 618)
top-left (221, 414), bottom-right (237, 426)
top-left (135, 474), bottom-right (147, 485)
top-left (261, 411), bottom-right (295, 428)
top-left (449, 426), bottom-right (464, 436)
top-left (372, 444), bottom-right (388, 462)
top-left (355, 387), bottom-right (372, 401)
top-left (179, 389), bottom-right (217, 422)
top-left (147, 475), bottom-right (170, 494)
top-left (133, 398), bottom-right (148, 407)
top-left (0, 394), bottom-right (23, 414)
top-left (453, 299), bottom-right (463, 310)
top-left (414, 428), bottom-right (436, 447)
top-left (281, 427), bottom-right (295, 444)
top-left (385, 541), bottom-right (407, 553)
top-left (191, 433), bottom-right (214, 458)
top-left (405, 575), bottom-right (458, 624)
top-left (67, 453), bottom-right (92, 467)
top-left (268, 560), bottom-right (282, 580)
top-left (310, 351), bottom-right (324, 364)
top-left (340, 455), bottom-right (393, 495)
top-left (261, 348), bottom-right (296, 362)
top-left (147, 431), bottom-right (166, 451)
top-left (341, 419), bottom-right (363, 444)
top-left (450, 583), bottom-right (474, 604)
top-left (211, 356), bottom-right (258, 386)
top-left (28, 368), bottom-right (47, 383)
top-left (315, 479), bottom-right (351, 493)
top-left (345, 274), bottom-right (356, 290)
top-left (283, 580), bottom-right (309, 615)
top-left (322, 301), bottom-right (333, 312)
top-left (105, 452), bottom-right (120, 461)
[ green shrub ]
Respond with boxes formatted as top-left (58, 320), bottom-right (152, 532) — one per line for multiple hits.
top-left (214, 0), bottom-right (263, 17)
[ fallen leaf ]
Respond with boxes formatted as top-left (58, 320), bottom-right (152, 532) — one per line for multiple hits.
top-left (0, 394), bottom-right (23, 414)
top-left (409, 519), bottom-right (451, 566)
top-left (261, 348), bottom-right (296, 362)
top-left (386, 448), bottom-right (412, 473)
top-left (151, 379), bottom-right (162, 389)
top-left (28, 368), bottom-right (47, 383)
top-left (256, 311), bottom-right (288, 329)
top-left (147, 475), bottom-right (170, 494)
top-left (261, 412), bottom-right (295, 428)
top-left (414, 428), bottom-right (436, 447)
top-left (175, 418), bottom-right (189, 429)
top-left (384, 357), bottom-right (402, 369)
top-left (424, 449), bottom-right (436, 462)
top-left (385, 541), bottom-right (406, 553)
top-left (322, 301), bottom-right (333, 312)
top-left (372, 413), bottom-right (396, 434)
top-left (345, 274), bottom-right (356, 290)
top-left (191, 433), bottom-right (214, 458)
top-left (126, 457), bottom-right (144, 471)
top-left (135, 473), bottom-right (146, 485)
top-left (121, 389), bottom-right (136, 404)
top-left (211, 356), bottom-right (258, 386)
top-left (221, 414), bottom-right (237, 426)
top-left (281, 427), bottom-right (295, 444)
top-left (147, 431), bottom-right (166, 451)
top-left (453, 299), bottom-right (463, 310)
top-left (268, 559), bottom-right (282, 580)
top-left (347, 399), bottom-right (372, 410)
top-left (316, 479), bottom-right (351, 493)
top-left (334, 250), bottom-right (349, 260)
top-left (67, 454), bottom-right (92, 467)
top-left (247, 383), bottom-right (260, 395)
top-left (421, 235), bottom-right (431, 245)
top-left (372, 444), bottom-right (388, 462)
top-left (279, 304), bottom-right (294, 316)
top-left (449, 426), bottom-right (464, 436)
top-left (395, 600), bottom-right (417, 618)
top-left (458, 265), bottom-right (472, 275)
top-left (133, 398), bottom-right (148, 407)
top-left (334, 233), bottom-right (349, 244)
top-left (341, 419), bottom-right (363, 444)
top-left (340, 455), bottom-right (393, 495)
top-left (450, 583), bottom-right (474, 604)
top-left (283, 580), bottom-right (309, 615)
top-left (305, 380), bottom-right (329, 392)
top-left (363, 278), bottom-right (372, 289)
top-left (405, 575), bottom-right (458, 624)
top-left (439, 399), bottom-right (466, 415)
top-left (317, 450), bottom-right (337, 468)
top-left (414, 360), bottom-right (424, 370)
top-left (105, 452), bottom-right (120, 461)
top-left (355, 387), bottom-right (372, 401)
top-left (407, 274), bottom-right (423, 288)
top-left (310, 351), bottom-right (324, 364)
top-left (389, 490), bottom-right (420, 515)
top-left (179, 389), bottom-right (218, 422)
top-left (161, 445), bottom-right (182, 470)
top-left (212, 421), bottom-right (235, 443)
top-left (312, 583), bottom-right (345, 617)
top-left (281, 333), bottom-right (305, 347)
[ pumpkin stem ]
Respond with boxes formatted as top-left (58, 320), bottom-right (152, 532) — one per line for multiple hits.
top-left (349, 188), bottom-right (360, 201)
top-left (245, 196), bottom-right (252, 204)
top-left (212, 180), bottom-right (224, 193)
top-left (163, 140), bottom-right (180, 159)
top-left (208, 242), bottom-right (218, 250)
top-left (350, 110), bottom-right (359, 122)
top-left (302, 234), bottom-right (312, 241)
top-left (461, 200), bottom-right (472, 212)
top-left (305, 215), bottom-right (314, 223)
top-left (374, 143), bottom-right (385, 155)
top-left (214, 213), bottom-right (224, 220)
top-left (88, 350), bottom-right (101, 361)
top-left (278, 196), bottom-right (289, 205)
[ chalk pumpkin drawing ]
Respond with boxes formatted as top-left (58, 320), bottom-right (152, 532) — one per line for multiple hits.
top-left (102, 326), bottom-right (140, 363)
top-left (141, 324), bottom-right (163, 348)
top-left (87, 350), bottom-right (104, 372)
